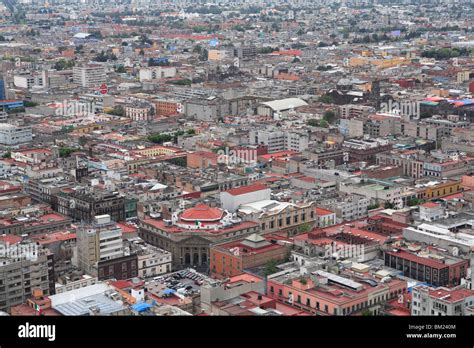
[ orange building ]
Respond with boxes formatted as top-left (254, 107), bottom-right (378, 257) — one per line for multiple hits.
top-left (210, 233), bottom-right (290, 278)
top-left (187, 151), bottom-right (219, 169)
top-left (153, 99), bottom-right (180, 116)
top-left (267, 270), bottom-right (407, 316)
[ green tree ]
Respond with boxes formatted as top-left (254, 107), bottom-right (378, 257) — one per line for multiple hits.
top-left (407, 198), bottom-right (423, 207)
top-left (59, 147), bottom-right (77, 158)
top-left (298, 222), bottom-right (313, 233)
top-left (264, 260), bottom-right (279, 276)
top-left (2, 151), bottom-right (11, 159)
top-left (23, 101), bottom-right (38, 107)
top-left (78, 136), bottom-right (88, 147)
top-left (147, 133), bottom-right (173, 144)
top-left (368, 203), bottom-right (380, 210)
top-left (323, 110), bottom-right (336, 124)
top-left (319, 95), bottom-right (334, 104)
top-left (115, 65), bottom-right (126, 73)
top-left (106, 106), bottom-right (124, 116)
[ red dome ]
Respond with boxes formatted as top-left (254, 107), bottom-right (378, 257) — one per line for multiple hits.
top-left (180, 203), bottom-right (224, 222)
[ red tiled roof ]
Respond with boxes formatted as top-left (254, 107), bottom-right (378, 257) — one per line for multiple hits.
top-left (315, 207), bottom-right (334, 216)
top-left (180, 203), bottom-right (224, 222)
top-left (224, 184), bottom-right (268, 196)
top-left (0, 234), bottom-right (22, 244)
top-left (386, 250), bottom-right (447, 269)
top-left (428, 287), bottom-right (474, 303)
top-left (421, 202), bottom-right (440, 208)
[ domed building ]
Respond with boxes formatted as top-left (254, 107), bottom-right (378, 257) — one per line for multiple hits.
top-left (140, 203), bottom-right (259, 269)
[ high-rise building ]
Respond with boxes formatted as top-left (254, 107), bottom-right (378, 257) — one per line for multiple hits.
top-left (73, 64), bottom-right (106, 88)
top-left (0, 124), bottom-right (32, 145)
top-left (76, 214), bottom-right (124, 276)
top-left (0, 239), bottom-right (54, 312)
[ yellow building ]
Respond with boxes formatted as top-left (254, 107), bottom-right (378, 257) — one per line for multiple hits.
top-left (73, 124), bottom-right (103, 134)
top-left (417, 180), bottom-right (462, 200)
top-left (133, 145), bottom-right (180, 157)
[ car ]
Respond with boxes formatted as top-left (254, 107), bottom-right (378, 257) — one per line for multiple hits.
top-left (185, 285), bottom-right (193, 290)
top-left (153, 276), bottom-right (163, 282)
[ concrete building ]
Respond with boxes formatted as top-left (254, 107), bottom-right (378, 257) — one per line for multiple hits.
top-left (220, 183), bottom-right (271, 212)
top-left (403, 223), bottom-right (474, 254)
top-left (125, 102), bottom-right (154, 122)
top-left (412, 286), bottom-right (474, 316)
top-left (73, 64), bottom-right (106, 88)
top-left (267, 268), bottom-right (407, 316)
top-left (249, 129), bottom-right (309, 153)
top-left (139, 203), bottom-right (259, 269)
top-left (128, 239), bottom-right (172, 278)
top-left (384, 248), bottom-right (469, 287)
top-left (139, 66), bottom-right (176, 82)
top-left (210, 233), bottom-right (290, 278)
top-left (238, 200), bottom-right (317, 235)
top-left (0, 124), bottom-right (32, 145)
top-left (184, 97), bottom-right (228, 122)
top-left (257, 98), bottom-right (308, 119)
top-left (0, 240), bottom-right (54, 312)
top-left (419, 202), bottom-right (445, 222)
top-left (55, 190), bottom-right (125, 223)
top-left (76, 214), bottom-right (124, 276)
top-left (339, 179), bottom-right (402, 208)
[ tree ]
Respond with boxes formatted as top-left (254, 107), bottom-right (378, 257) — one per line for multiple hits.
top-left (264, 260), bottom-right (279, 276)
top-left (319, 95), bottom-right (334, 104)
top-left (307, 119), bottom-right (320, 127)
top-left (384, 202), bottom-right (395, 209)
top-left (53, 59), bottom-right (75, 71)
top-left (407, 198), bottom-right (423, 207)
top-left (147, 133), bottom-right (173, 144)
top-left (186, 129), bottom-right (196, 135)
top-left (23, 101), bottom-right (38, 107)
top-left (115, 65), bottom-right (126, 73)
top-left (94, 51), bottom-right (117, 62)
top-left (78, 136), bottom-right (88, 147)
top-left (59, 147), bottom-right (77, 158)
top-left (368, 203), bottom-right (380, 210)
top-left (298, 222), bottom-right (313, 233)
top-left (106, 105), bottom-right (124, 116)
top-left (2, 151), bottom-right (11, 159)
top-left (323, 110), bottom-right (336, 124)
top-left (319, 119), bottom-right (329, 128)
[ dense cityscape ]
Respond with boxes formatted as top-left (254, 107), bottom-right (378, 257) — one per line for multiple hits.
top-left (0, 0), bottom-right (473, 322)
